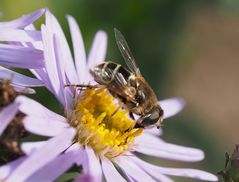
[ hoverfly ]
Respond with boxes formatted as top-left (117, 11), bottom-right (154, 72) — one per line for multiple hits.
top-left (90, 28), bottom-right (164, 128)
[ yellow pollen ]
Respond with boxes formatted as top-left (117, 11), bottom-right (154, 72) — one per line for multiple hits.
top-left (69, 88), bottom-right (143, 158)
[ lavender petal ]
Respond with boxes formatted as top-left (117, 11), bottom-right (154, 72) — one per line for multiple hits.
top-left (135, 133), bottom-right (204, 162)
top-left (7, 128), bottom-right (76, 182)
top-left (21, 141), bottom-right (46, 155)
top-left (159, 97), bottom-right (186, 119)
top-left (0, 9), bottom-right (45, 29)
top-left (101, 156), bottom-right (126, 182)
top-left (0, 157), bottom-right (26, 180)
top-left (0, 44), bottom-right (44, 69)
top-left (114, 156), bottom-right (155, 182)
top-left (83, 147), bottom-right (102, 182)
top-left (23, 116), bottom-right (69, 137)
top-left (26, 150), bottom-right (82, 182)
top-left (143, 127), bottom-right (163, 136)
top-left (0, 102), bottom-right (19, 135)
top-left (87, 31), bottom-right (107, 70)
top-left (16, 96), bottom-right (66, 122)
top-left (45, 10), bottom-right (79, 84)
top-left (41, 24), bottom-right (66, 105)
top-left (12, 85), bottom-right (36, 94)
top-left (0, 29), bottom-right (41, 42)
top-left (0, 67), bottom-right (44, 87)
top-left (133, 157), bottom-right (218, 181)
top-left (66, 15), bottom-right (87, 83)
top-left (127, 156), bottom-right (174, 182)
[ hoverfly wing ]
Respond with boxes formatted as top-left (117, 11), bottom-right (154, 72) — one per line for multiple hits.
top-left (114, 28), bottom-right (141, 76)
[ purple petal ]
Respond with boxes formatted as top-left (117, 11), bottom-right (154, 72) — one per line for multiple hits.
top-left (66, 15), bottom-right (88, 83)
top-left (0, 67), bottom-right (44, 87)
top-left (0, 44), bottom-right (44, 69)
top-left (23, 25), bottom-right (44, 50)
top-left (0, 29), bottom-right (41, 42)
top-left (16, 96), bottom-right (66, 123)
top-left (135, 133), bottom-right (204, 162)
top-left (23, 116), bottom-right (69, 137)
top-left (30, 69), bottom-right (54, 94)
top-left (74, 173), bottom-right (94, 182)
top-left (114, 156), bottom-right (155, 182)
top-left (133, 157), bottom-right (218, 181)
top-left (0, 157), bottom-right (26, 180)
top-left (0, 102), bottom-right (19, 135)
top-left (0, 9), bottom-right (45, 29)
top-left (159, 97), bottom-right (186, 119)
top-left (26, 149), bottom-right (82, 182)
top-left (21, 141), bottom-right (46, 155)
top-left (101, 157), bottom-right (126, 182)
top-left (87, 31), bottom-right (107, 69)
top-left (7, 128), bottom-right (76, 182)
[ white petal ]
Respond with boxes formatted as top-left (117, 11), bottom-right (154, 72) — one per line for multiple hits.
top-left (135, 133), bottom-right (204, 162)
top-left (67, 15), bottom-right (88, 83)
top-left (0, 102), bottom-right (19, 135)
top-left (16, 96), bottom-right (66, 123)
top-left (101, 157), bottom-right (126, 182)
top-left (143, 127), bottom-right (163, 136)
top-left (133, 157), bottom-right (218, 181)
top-left (87, 31), bottom-right (107, 69)
top-left (157, 167), bottom-right (218, 181)
top-left (0, 67), bottom-right (43, 87)
top-left (0, 9), bottom-right (45, 29)
top-left (0, 44), bottom-right (44, 69)
top-left (0, 157), bottom-right (26, 180)
top-left (0, 29), bottom-right (41, 42)
top-left (45, 10), bottom-right (78, 84)
top-left (84, 147), bottom-right (102, 182)
top-left (128, 156), bottom-right (174, 182)
top-left (114, 156), bottom-right (155, 182)
top-left (23, 116), bottom-right (69, 137)
top-left (159, 97), bottom-right (185, 119)
top-left (21, 141), bottom-right (46, 155)
top-left (7, 128), bottom-right (76, 182)
top-left (41, 24), bottom-right (65, 105)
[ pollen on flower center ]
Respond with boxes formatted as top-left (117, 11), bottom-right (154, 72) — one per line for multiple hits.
top-left (68, 88), bottom-right (143, 158)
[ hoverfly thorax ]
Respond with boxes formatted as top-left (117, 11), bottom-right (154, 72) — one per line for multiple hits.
top-left (90, 28), bottom-right (164, 129)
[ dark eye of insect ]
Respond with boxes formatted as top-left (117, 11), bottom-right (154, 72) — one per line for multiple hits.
top-left (141, 110), bottom-right (160, 126)
top-left (136, 91), bottom-right (145, 104)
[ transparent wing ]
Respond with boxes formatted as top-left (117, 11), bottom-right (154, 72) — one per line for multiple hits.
top-left (114, 28), bottom-right (141, 76)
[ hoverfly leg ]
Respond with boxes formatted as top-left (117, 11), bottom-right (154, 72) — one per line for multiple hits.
top-left (64, 84), bottom-right (99, 89)
top-left (134, 123), bottom-right (144, 129)
top-left (129, 112), bottom-right (135, 120)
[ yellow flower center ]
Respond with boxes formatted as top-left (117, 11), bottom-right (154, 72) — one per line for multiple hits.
top-left (68, 88), bottom-right (143, 158)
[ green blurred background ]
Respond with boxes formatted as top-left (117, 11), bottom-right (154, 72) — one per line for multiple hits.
top-left (1, 0), bottom-right (239, 181)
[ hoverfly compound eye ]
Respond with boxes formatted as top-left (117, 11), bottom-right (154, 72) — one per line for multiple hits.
top-left (138, 107), bottom-right (164, 128)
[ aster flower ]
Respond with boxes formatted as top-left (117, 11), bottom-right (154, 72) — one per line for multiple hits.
top-left (0, 9), bottom-right (218, 181)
